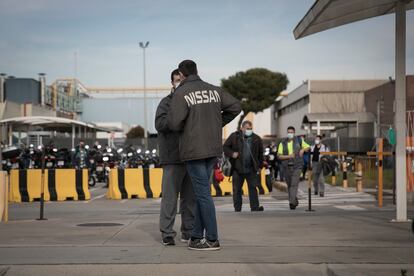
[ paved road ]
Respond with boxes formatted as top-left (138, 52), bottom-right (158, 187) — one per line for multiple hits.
top-left (0, 181), bottom-right (413, 275)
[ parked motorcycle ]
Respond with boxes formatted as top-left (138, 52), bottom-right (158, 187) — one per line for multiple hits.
top-left (1, 145), bottom-right (22, 172)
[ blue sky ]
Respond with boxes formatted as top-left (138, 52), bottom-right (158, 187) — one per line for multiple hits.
top-left (0, 0), bottom-right (413, 91)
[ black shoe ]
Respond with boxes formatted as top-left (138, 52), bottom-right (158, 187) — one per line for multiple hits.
top-left (251, 206), bottom-right (264, 212)
top-left (235, 207), bottom-right (241, 212)
top-left (289, 204), bottom-right (296, 210)
top-left (319, 192), bottom-right (324, 197)
top-left (162, 236), bottom-right (175, 246)
top-left (180, 234), bottom-right (191, 243)
top-left (314, 191), bottom-right (318, 195)
top-left (188, 238), bottom-right (220, 251)
top-left (295, 198), bottom-right (299, 207)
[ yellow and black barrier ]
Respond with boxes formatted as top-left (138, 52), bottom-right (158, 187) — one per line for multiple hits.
top-left (0, 171), bottom-right (8, 222)
top-left (211, 169), bottom-right (270, 197)
top-left (107, 168), bottom-right (162, 199)
top-left (108, 168), bottom-right (270, 200)
top-left (9, 169), bottom-right (90, 202)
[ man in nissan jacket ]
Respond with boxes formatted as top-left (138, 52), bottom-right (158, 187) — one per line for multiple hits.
top-left (168, 60), bottom-right (241, 251)
top-left (155, 69), bottom-right (195, 246)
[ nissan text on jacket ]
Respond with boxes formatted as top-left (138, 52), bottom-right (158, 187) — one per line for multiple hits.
top-left (167, 75), bottom-right (241, 161)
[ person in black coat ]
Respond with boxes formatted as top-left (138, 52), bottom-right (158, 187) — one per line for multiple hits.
top-left (223, 120), bottom-right (264, 212)
top-left (155, 69), bottom-right (195, 246)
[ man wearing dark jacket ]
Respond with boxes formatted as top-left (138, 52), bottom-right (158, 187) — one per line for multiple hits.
top-left (223, 120), bottom-right (264, 212)
top-left (155, 69), bottom-right (195, 246)
top-left (168, 60), bottom-right (241, 251)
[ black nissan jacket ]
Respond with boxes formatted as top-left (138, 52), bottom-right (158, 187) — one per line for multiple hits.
top-left (167, 75), bottom-right (241, 161)
top-left (223, 131), bottom-right (264, 175)
top-left (154, 91), bottom-right (182, 165)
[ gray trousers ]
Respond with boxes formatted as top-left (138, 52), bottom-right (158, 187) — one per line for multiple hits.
top-left (284, 165), bottom-right (301, 205)
top-left (312, 161), bottom-right (325, 193)
top-left (159, 164), bottom-right (195, 239)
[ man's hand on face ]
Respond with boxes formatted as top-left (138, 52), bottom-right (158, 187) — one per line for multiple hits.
top-left (232, 152), bottom-right (239, 159)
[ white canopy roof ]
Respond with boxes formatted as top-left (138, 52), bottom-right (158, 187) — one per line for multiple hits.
top-left (0, 116), bottom-right (116, 132)
top-left (294, 0), bottom-right (414, 39)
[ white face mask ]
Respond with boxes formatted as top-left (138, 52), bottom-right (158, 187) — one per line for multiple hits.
top-left (173, 82), bottom-right (181, 89)
top-left (315, 139), bottom-right (320, 145)
top-left (287, 133), bottom-right (294, 139)
top-left (244, 129), bottom-right (253, 137)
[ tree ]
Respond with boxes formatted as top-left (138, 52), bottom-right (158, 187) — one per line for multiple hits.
top-left (221, 68), bottom-right (288, 128)
top-left (126, 125), bottom-right (145, 139)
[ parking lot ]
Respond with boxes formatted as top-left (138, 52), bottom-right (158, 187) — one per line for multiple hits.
top-left (1, 181), bottom-right (413, 275)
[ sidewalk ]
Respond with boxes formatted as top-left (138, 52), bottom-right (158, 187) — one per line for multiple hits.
top-left (0, 182), bottom-right (413, 275)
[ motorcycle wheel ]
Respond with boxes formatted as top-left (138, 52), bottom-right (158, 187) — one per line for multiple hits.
top-left (88, 175), bottom-right (96, 187)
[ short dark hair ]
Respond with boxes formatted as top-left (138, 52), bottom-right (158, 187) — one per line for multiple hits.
top-left (178, 60), bottom-right (198, 77)
top-left (242, 120), bottom-right (252, 128)
top-left (170, 69), bottom-right (180, 82)
top-left (316, 135), bottom-right (322, 139)
top-left (287, 126), bottom-right (295, 132)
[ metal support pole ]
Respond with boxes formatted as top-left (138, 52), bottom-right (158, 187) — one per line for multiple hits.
top-left (356, 162), bottom-right (363, 192)
top-left (378, 138), bottom-right (384, 208)
top-left (139, 41), bottom-right (149, 149)
top-left (342, 161), bottom-right (348, 188)
top-left (37, 146), bottom-right (47, 221)
top-left (26, 126), bottom-right (30, 146)
top-left (317, 120), bottom-right (321, 135)
top-left (8, 124), bottom-right (12, 146)
top-left (71, 124), bottom-right (75, 149)
top-left (394, 0), bottom-right (407, 221)
top-left (306, 159), bottom-right (314, 212)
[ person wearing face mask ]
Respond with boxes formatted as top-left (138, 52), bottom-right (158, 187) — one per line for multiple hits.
top-left (155, 69), bottom-right (195, 246)
top-left (311, 135), bottom-right (329, 197)
top-left (223, 120), bottom-right (264, 212)
top-left (277, 126), bottom-right (310, 210)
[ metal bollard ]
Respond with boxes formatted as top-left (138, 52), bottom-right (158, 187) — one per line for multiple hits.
top-left (342, 161), bottom-right (348, 188)
top-left (355, 162), bottom-right (363, 192)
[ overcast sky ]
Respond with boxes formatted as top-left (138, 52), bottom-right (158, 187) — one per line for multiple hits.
top-left (0, 0), bottom-right (413, 91)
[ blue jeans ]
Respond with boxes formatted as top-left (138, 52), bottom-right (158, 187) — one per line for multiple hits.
top-left (186, 157), bottom-right (218, 241)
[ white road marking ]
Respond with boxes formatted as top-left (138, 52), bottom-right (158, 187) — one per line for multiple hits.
top-left (84, 194), bottom-right (105, 203)
top-left (334, 205), bottom-right (366, 211)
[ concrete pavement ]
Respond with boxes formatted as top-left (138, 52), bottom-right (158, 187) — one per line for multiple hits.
top-left (0, 181), bottom-right (413, 275)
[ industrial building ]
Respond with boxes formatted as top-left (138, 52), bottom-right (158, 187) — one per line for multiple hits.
top-left (272, 76), bottom-right (414, 139)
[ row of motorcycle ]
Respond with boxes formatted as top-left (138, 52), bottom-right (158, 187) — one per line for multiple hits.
top-left (1, 144), bottom-right (160, 187)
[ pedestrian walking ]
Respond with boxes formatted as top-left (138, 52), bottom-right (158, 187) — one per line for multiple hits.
top-left (168, 60), bottom-right (241, 251)
top-left (311, 135), bottom-right (329, 197)
top-left (277, 126), bottom-right (310, 210)
top-left (156, 69), bottom-right (195, 246)
top-left (223, 120), bottom-right (264, 212)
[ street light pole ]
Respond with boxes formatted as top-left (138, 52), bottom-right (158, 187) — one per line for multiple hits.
top-left (139, 41), bottom-right (149, 148)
